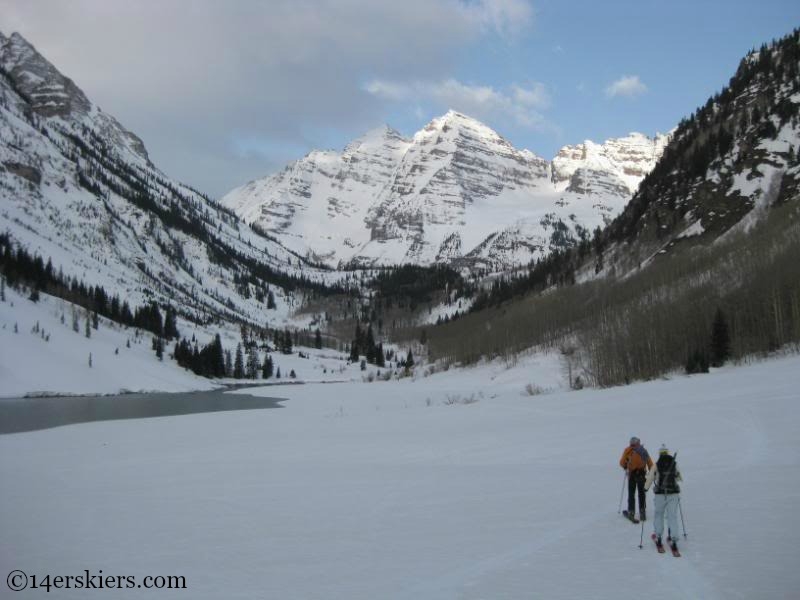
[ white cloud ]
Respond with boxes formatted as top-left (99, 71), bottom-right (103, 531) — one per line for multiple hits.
top-left (512, 83), bottom-right (550, 109)
top-left (605, 75), bottom-right (648, 98)
top-left (364, 78), bottom-right (553, 131)
top-left (363, 80), bottom-right (413, 102)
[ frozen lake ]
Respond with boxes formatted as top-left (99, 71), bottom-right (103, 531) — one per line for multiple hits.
top-left (0, 389), bottom-right (284, 434)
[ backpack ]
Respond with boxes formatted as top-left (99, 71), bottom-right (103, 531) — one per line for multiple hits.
top-left (627, 445), bottom-right (650, 472)
top-left (655, 455), bottom-right (680, 494)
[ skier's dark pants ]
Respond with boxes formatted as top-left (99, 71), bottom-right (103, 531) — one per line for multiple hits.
top-left (628, 469), bottom-right (646, 515)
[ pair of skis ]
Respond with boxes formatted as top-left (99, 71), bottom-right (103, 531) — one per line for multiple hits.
top-left (625, 512), bottom-right (681, 557)
top-left (651, 533), bottom-right (681, 557)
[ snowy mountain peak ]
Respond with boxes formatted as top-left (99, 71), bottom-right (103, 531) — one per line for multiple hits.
top-left (0, 30), bottom-right (91, 119)
top-left (0, 30), bottom-right (151, 163)
top-left (428, 109), bottom-right (479, 129)
top-left (342, 125), bottom-right (410, 158)
top-left (222, 113), bottom-right (670, 270)
top-left (418, 110), bottom-right (509, 146)
top-left (551, 131), bottom-right (671, 194)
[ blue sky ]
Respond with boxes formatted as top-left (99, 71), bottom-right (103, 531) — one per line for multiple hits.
top-left (367, 0), bottom-right (800, 158)
top-left (4, 0), bottom-right (799, 196)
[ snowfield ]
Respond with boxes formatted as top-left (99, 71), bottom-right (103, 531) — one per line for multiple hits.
top-left (0, 286), bottom-right (363, 398)
top-left (0, 287), bottom-right (218, 398)
top-left (2, 351), bottom-right (799, 599)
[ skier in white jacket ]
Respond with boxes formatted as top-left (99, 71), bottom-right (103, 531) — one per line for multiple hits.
top-left (645, 444), bottom-right (683, 553)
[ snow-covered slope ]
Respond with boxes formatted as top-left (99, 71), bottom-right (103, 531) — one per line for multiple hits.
top-left (0, 31), bottom-right (341, 333)
top-left (2, 349), bottom-right (799, 598)
top-left (223, 110), bottom-right (670, 270)
top-left (0, 284), bottom-right (376, 398)
top-left (0, 285), bottom-right (218, 397)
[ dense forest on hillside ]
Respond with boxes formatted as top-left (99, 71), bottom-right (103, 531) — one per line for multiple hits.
top-left (427, 197), bottom-right (800, 387)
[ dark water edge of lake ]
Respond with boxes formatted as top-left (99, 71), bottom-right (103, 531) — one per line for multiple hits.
top-left (0, 388), bottom-right (285, 435)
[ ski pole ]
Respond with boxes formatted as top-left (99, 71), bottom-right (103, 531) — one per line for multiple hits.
top-left (638, 518), bottom-right (645, 549)
top-left (669, 450), bottom-right (687, 539)
top-left (678, 497), bottom-right (688, 538)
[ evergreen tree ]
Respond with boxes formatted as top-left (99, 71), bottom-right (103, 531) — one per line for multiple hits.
top-left (164, 306), bottom-right (179, 340)
top-left (405, 349), bottom-right (414, 369)
top-left (686, 349), bottom-right (709, 374)
top-left (290, 369), bottom-right (296, 379)
top-left (710, 307), bottom-right (732, 367)
top-left (0, 275), bottom-right (5, 301)
top-left (225, 349), bottom-right (233, 378)
top-left (234, 343), bottom-right (245, 379)
top-left (276, 367), bottom-right (281, 379)
top-left (349, 323), bottom-right (362, 362)
top-left (85, 313), bottom-right (91, 338)
top-left (155, 337), bottom-right (164, 361)
top-left (314, 328), bottom-right (322, 349)
top-left (375, 343), bottom-right (385, 368)
top-left (365, 325), bottom-right (376, 364)
top-left (282, 328), bottom-right (293, 354)
top-left (92, 310), bottom-right (99, 330)
top-left (247, 347), bottom-right (260, 379)
top-left (262, 354), bottom-right (274, 379)
top-left (210, 334), bottom-right (225, 376)
top-left (267, 291), bottom-right (276, 309)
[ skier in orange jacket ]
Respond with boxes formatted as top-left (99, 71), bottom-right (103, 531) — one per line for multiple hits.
top-left (619, 436), bottom-right (654, 522)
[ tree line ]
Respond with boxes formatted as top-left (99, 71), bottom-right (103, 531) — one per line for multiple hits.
top-left (1, 232), bottom-right (179, 341)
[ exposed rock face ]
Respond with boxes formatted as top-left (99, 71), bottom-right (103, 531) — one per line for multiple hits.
top-left (223, 111), bottom-right (669, 270)
top-left (2, 161), bottom-right (41, 186)
top-left (0, 31), bottom-right (150, 163)
top-left (551, 133), bottom-right (670, 194)
top-left (0, 32), bottom-right (90, 118)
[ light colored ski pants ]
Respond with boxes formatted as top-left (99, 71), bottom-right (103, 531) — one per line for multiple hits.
top-left (653, 493), bottom-right (680, 541)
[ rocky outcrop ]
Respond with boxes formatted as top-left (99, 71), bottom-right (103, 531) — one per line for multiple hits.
top-left (551, 132), bottom-right (670, 194)
top-left (0, 32), bottom-right (90, 118)
top-left (0, 31), bottom-right (150, 163)
top-left (2, 161), bottom-right (41, 186)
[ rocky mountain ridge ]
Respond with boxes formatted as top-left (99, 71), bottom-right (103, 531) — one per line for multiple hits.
top-left (223, 110), bottom-right (669, 270)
